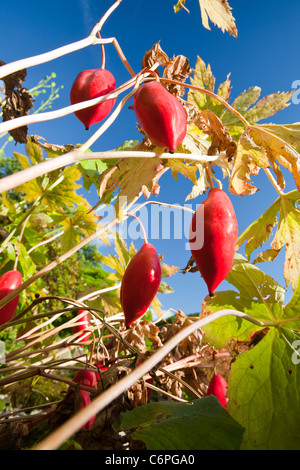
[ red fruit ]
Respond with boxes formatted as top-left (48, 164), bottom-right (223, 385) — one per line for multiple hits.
top-left (207, 374), bottom-right (228, 409)
top-left (70, 68), bottom-right (116, 130)
top-left (120, 243), bottom-right (161, 328)
top-left (189, 188), bottom-right (238, 295)
top-left (79, 390), bottom-right (95, 429)
top-left (133, 81), bottom-right (187, 152)
top-left (73, 369), bottom-right (98, 389)
top-left (71, 369), bottom-right (99, 430)
top-left (0, 270), bottom-right (22, 325)
top-left (73, 310), bottom-right (91, 343)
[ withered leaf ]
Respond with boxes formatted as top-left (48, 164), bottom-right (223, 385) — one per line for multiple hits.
top-left (229, 132), bottom-right (269, 196)
top-left (195, 109), bottom-right (237, 159)
top-left (142, 42), bottom-right (169, 70)
top-left (162, 55), bottom-right (192, 97)
top-left (182, 255), bottom-right (199, 274)
top-left (30, 135), bottom-right (77, 156)
top-left (0, 60), bottom-right (34, 144)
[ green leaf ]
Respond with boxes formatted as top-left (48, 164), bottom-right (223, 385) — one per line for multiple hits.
top-left (228, 328), bottom-right (300, 449)
top-left (78, 158), bottom-right (108, 191)
top-left (280, 272), bottom-right (300, 330)
top-left (115, 397), bottom-right (244, 450)
top-left (201, 254), bottom-right (286, 348)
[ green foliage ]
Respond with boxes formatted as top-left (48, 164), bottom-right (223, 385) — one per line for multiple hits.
top-left (115, 397), bottom-right (244, 450)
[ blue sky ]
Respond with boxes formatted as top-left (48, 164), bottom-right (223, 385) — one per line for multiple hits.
top-left (1, 0), bottom-right (300, 315)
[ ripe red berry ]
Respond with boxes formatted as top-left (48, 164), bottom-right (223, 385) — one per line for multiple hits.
top-left (73, 310), bottom-right (91, 343)
top-left (133, 81), bottom-right (187, 152)
top-left (207, 374), bottom-right (228, 409)
top-left (0, 270), bottom-right (22, 325)
top-left (70, 68), bottom-right (116, 130)
top-left (189, 188), bottom-right (238, 295)
top-left (71, 369), bottom-right (99, 430)
top-left (120, 243), bottom-right (161, 328)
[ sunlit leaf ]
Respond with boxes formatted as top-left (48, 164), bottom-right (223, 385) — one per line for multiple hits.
top-left (271, 196), bottom-right (300, 289)
top-left (115, 398), bottom-right (244, 450)
top-left (198, 0), bottom-right (237, 37)
top-left (229, 329), bottom-right (300, 449)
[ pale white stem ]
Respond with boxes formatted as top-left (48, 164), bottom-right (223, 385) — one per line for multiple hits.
top-left (78, 283), bottom-right (121, 303)
top-left (0, 85), bottom-right (129, 135)
top-left (0, 150), bottom-right (223, 194)
top-left (0, 36), bottom-right (94, 80)
top-left (27, 230), bottom-right (63, 254)
top-left (34, 309), bottom-right (273, 450)
top-left (90, 0), bottom-right (123, 36)
top-left (0, 0), bottom-right (123, 80)
top-left (78, 86), bottom-right (138, 152)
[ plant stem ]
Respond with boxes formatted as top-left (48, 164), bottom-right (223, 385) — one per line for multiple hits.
top-left (127, 213), bottom-right (148, 244)
top-left (34, 308), bottom-right (275, 450)
top-left (159, 77), bottom-right (251, 128)
top-left (0, 150), bottom-right (223, 195)
top-left (0, 0), bottom-right (123, 80)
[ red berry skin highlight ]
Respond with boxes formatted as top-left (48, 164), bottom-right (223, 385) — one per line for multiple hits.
top-left (73, 310), bottom-right (91, 343)
top-left (133, 81), bottom-right (187, 152)
top-left (0, 270), bottom-right (22, 325)
top-left (207, 374), bottom-right (228, 409)
top-left (71, 369), bottom-right (100, 430)
top-left (120, 243), bottom-right (161, 328)
top-left (70, 68), bottom-right (116, 130)
top-left (189, 188), bottom-right (238, 295)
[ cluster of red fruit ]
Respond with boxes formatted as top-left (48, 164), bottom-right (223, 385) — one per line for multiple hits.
top-left (0, 66), bottom-right (234, 420)
top-left (68, 66), bottom-right (238, 326)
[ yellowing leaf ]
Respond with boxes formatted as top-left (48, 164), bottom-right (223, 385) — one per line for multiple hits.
top-left (236, 197), bottom-right (280, 259)
top-left (198, 0), bottom-right (237, 37)
top-left (245, 91), bottom-right (293, 124)
top-left (222, 86), bottom-right (261, 126)
top-left (271, 197), bottom-right (300, 290)
top-left (25, 138), bottom-right (43, 164)
top-left (250, 127), bottom-right (300, 191)
top-left (229, 133), bottom-right (269, 196)
top-left (187, 56), bottom-right (216, 110)
top-left (98, 157), bottom-right (165, 219)
top-left (257, 123), bottom-right (300, 154)
top-left (252, 248), bottom-right (280, 264)
top-left (167, 159), bottom-right (198, 184)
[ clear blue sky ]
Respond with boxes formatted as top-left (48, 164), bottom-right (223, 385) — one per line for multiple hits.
top-left (1, 0), bottom-right (300, 314)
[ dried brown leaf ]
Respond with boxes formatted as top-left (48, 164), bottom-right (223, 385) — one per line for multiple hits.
top-left (195, 109), bottom-right (237, 159)
top-left (162, 55), bottom-right (192, 97)
top-left (142, 42), bottom-right (169, 69)
top-left (0, 60), bottom-right (33, 144)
